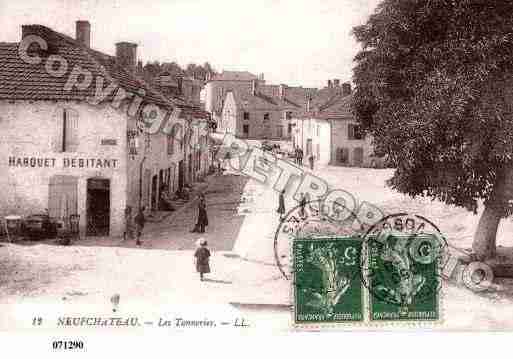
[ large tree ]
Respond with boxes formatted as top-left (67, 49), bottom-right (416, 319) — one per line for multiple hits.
top-left (352, 0), bottom-right (513, 261)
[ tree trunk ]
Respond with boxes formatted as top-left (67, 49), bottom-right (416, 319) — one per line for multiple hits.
top-left (472, 166), bottom-right (513, 261)
top-left (472, 205), bottom-right (501, 261)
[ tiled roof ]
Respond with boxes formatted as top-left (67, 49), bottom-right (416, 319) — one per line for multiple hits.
top-left (308, 91), bottom-right (353, 120)
top-left (0, 25), bottom-right (203, 116)
top-left (231, 90), bottom-right (281, 110)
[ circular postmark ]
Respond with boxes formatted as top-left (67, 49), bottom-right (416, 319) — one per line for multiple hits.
top-left (360, 213), bottom-right (448, 309)
top-left (273, 199), bottom-right (364, 280)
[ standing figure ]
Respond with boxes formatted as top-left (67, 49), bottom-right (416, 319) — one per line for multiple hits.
top-left (123, 206), bottom-right (133, 241)
top-left (194, 238), bottom-right (211, 281)
top-left (277, 189), bottom-right (286, 221)
top-left (192, 193), bottom-right (209, 233)
top-left (298, 147), bottom-right (304, 166)
top-left (299, 192), bottom-right (307, 218)
top-left (134, 206), bottom-right (146, 246)
top-left (308, 154), bottom-right (315, 170)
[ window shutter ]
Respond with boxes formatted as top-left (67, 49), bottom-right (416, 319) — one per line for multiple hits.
top-left (65, 109), bottom-right (79, 152)
top-left (52, 108), bottom-right (64, 152)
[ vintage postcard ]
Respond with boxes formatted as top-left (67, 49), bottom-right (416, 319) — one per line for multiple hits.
top-left (1, 0), bottom-right (513, 350)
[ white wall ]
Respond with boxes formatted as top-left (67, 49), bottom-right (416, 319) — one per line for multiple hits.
top-left (0, 101), bottom-right (128, 235)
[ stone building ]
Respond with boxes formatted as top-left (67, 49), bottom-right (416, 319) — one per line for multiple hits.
top-left (207, 70), bottom-right (315, 139)
top-left (0, 21), bottom-right (210, 237)
top-left (293, 80), bottom-right (381, 167)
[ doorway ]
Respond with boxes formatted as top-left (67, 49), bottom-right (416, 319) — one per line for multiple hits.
top-left (353, 147), bottom-right (364, 166)
top-left (86, 178), bottom-right (110, 236)
top-left (151, 175), bottom-right (158, 211)
top-left (178, 160), bottom-right (184, 191)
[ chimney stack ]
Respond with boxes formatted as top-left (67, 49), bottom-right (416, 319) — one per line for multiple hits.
top-left (251, 79), bottom-right (258, 96)
top-left (342, 82), bottom-right (352, 96)
top-left (333, 79), bottom-right (340, 87)
top-left (76, 20), bottom-right (91, 48)
top-left (115, 42), bottom-right (138, 73)
top-left (327, 80), bottom-right (333, 88)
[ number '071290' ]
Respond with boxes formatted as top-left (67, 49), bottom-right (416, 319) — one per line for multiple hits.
top-left (52, 340), bottom-right (84, 350)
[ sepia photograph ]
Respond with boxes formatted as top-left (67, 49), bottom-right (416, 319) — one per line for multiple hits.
top-left (1, 0), bottom-right (513, 352)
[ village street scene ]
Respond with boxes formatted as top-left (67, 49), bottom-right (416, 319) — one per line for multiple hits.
top-left (2, 0), bottom-right (513, 333)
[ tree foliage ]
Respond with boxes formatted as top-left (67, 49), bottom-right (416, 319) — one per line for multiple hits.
top-left (352, 0), bottom-right (513, 214)
top-left (141, 61), bottom-right (217, 84)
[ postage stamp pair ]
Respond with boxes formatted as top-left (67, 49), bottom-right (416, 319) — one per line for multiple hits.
top-left (293, 230), bottom-right (442, 325)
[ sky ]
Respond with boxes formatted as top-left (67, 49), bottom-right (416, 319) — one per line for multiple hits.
top-left (0, 0), bottom-right (381, 88)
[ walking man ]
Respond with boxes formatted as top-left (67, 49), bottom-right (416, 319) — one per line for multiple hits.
top-left (134, 206), bottom-right (146, 246)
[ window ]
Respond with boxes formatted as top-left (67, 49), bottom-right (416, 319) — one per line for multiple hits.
top-left (264, 113), bottom-right (270, 121)
top-left (243, 112), bottom-right (250, 120)
top-left (243, 124), bottom-right (249, 137)
top-left (59, 108), bottom-right (79, 152)
top-left (288, 123), bottom-right (292, 136)
top-left (316, 124), bottom-right (320, 137)
top-left (348, 124), bottom-right (364, 140)
top-left (285, 111), bottom-right (293, 120)
top-left (277, 125), bottom-right (283, 138)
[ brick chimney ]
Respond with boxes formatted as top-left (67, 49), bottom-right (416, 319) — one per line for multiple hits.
top-left (333, 79), bottom-right (340, 87)
top-left (115, 42), bottom-right (137, 73)
top-left (342, 82), bottom-right (352, 96)
top-left (327, 80), bottom-right (333, 88)
top-left (76, 20), bottom-right (91, 48)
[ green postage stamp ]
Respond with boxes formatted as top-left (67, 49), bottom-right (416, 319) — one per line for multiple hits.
top-left (293, 237), bottom-right (364, 324)
top-left (293, 232), bottom-right (442, 325)
top-left (366, 231), bottom-right (441, 322)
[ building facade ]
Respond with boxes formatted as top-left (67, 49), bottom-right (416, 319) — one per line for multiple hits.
top-left (293, 80), bottom-right (381, 167)
top-left (208, 71), bottom-right (315, 140)
top-left (0, 21), bottom-right (211, 237)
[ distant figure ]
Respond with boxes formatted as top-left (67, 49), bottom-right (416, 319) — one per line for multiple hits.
top-left (192, 193), bottom-right (208, 233)
top-left (277, 189), bottom-right (286, 221)
top-left (134, 206), bottom-right (146, 246)
top-left (123, 206), bottom-right (133, 241)
top-left (308, 154), bottom-right (315, 170)
top-left (299, 192), bottom-right (307, 218)
top-left (297, 147), bottom-right (304, 166)
top-left (194, 238), bottom-right (211, 281)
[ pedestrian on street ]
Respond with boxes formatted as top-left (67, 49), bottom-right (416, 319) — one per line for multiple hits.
top-left (134, 206), bottom-right (146, 246)
top-left (297, 147), bottom-right (304, 166)
top-left (123, 206), bottom-right (133, 241)
top-left (194, 238), bottom-right (211, 281)
top-left (277, 189), bottom-right (286, 221)
top-left (294, 146), bottom-right (299, 164)
top-left (191, 193), bottom-right (209, 233)
top-left (299, 192), bottom-right (307, 218)
top-left (308, 154), bottom-right (315, 170)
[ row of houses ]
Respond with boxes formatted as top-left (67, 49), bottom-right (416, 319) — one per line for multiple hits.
top-left (204, 72), bottom-right (380, 167)
top-left (0, 21), bottom-right (213, 237)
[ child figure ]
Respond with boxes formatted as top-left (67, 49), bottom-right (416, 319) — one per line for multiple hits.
top-left (194, 238), bottom-right (211, 281)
